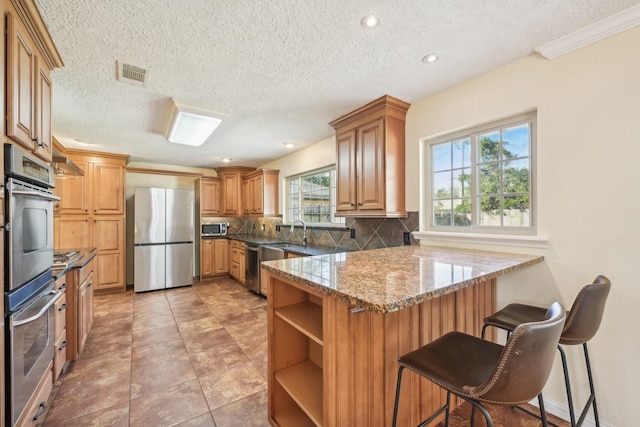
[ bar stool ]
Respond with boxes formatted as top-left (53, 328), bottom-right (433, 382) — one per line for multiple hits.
top-left (482, 275), bottom-right (610, 427)
top-left (392, 302), bottom-right (566, 427)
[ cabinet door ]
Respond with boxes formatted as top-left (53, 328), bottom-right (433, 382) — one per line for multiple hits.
top-left (214, 239), bottom-right (229, 274)
top-left (6, 11), bottom-right (36, 150)
top-left (78, 271), bottom-right (94, 354)
top-left (335, 130), bottom-right (357, 211)
top-left (92, 163), bottom-right (124, 214)
top-left (53, 160), bottom-right (90, 214)
top-left (251, 175), bottom-right (264, 215)
top-left (54, 217), bottom-right (91, 250)
top-left (357, 118), bottom-right (385, 211)
top-left (201, 239), bottom-right (214, 277)
top-left (241, 178), bottom-right (251, 215)
top-left (93, 218), bottom-right (124, 291)
top-left (221, 173), bottom-right (240, 216)
top-left (201, 179), bottom-right (221, 216)
top-left (33, 58), bottom-right (53, 162)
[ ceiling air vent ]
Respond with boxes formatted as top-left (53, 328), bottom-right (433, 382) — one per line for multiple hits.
top-left (117, 60), bottom-right (148, 87)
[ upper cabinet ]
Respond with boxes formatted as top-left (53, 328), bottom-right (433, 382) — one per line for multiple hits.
top-left (329, 95), bottom-right (410, 218)
top-left (200, 177), bottom-right (221, 216)
top-left (242, 169), bottom-right (279, 216)
top-left (5, 0), bottom-right (63, 163)
top-left (215, 167), bottom-right (255, 217)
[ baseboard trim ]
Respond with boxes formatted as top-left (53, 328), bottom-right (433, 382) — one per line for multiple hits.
top-left (528, 396), bottom-right (610, 427)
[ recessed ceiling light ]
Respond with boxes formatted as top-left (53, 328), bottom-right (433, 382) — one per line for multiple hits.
top-left (283, 142), bottom-right (295, 148)
top-left (360, 14), bottom-right (380, 29)
top-left (221, 157), bottom-right (231, 163)
top-left (422, 53), bottom-right (439, 63)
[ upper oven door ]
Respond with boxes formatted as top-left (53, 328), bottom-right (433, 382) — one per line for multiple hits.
top-left (6, 178), bottom-right (58, 291)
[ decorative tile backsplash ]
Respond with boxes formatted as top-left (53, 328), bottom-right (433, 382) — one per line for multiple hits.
top-left (210, 212), bottom-right (419, 250)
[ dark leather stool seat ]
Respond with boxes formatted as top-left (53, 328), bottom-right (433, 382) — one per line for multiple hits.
top-left (392, 302), bottom-right (566, 427)
top-left (482, 275), bottom-right (611, 427)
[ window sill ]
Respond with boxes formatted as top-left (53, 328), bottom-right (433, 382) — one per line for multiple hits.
top-left (413, 231), bottom-right (549, 249)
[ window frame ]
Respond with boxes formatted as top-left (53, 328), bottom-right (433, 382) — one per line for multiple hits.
top-left (421, 111), bottom-right (537, 236)
top-left (285, 165), bottom-right (346, 228)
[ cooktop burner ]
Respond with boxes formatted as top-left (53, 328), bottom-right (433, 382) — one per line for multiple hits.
top-left (53, 251), bottom-right (81, 267)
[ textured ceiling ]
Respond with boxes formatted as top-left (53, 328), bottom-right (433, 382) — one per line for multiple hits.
top-left (35, 0), bottom-right (638, 168)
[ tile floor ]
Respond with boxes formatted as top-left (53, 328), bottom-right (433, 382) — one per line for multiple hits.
top-left (41, 276), bottom-right (570, 427)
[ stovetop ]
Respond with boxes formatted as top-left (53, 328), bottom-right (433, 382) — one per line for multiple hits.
top-left (53, 250), bottom-right (81, 268)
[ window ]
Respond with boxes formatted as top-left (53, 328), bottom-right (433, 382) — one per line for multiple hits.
top-left (286, 166), bottom-right (345, 226)
top-left (426, 112), bottom-right (536, 233)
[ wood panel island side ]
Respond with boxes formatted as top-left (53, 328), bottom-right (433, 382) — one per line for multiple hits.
top-left (261, 245), bottom-right (544, 427)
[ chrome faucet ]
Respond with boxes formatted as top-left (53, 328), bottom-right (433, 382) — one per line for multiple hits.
top-left (290, 220), bottom-right (307, 245)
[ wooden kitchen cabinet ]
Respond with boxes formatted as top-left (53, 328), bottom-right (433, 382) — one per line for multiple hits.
top-left (201, 238), bottom-right (228, 278)
top-left (5, 0), bottom-right (62, 163)
top-left (229, 239), bottom-right (246, 284)
top-left (65, 255), bottom-right (95, 361)
top-left (242, 169), bottom-right (279, 216)
top-left (216, 166), bottom-right (255, 216)
top-left (52, 159), bottom-right (90, 214)
top-left (54, 217), bottom-right (90, 249)
top-left (329, 95), bottom-right (410, 218)
top-left (53, 275), bottom-right (67, 381)
top-left (92, 217), bottom-right (124, 292)
top-left (200, 177), bottom-right (221, 216)
top-left (77, 270), bottom-right (94, 354)
top-left (54, 149), bottom-right (127, 293)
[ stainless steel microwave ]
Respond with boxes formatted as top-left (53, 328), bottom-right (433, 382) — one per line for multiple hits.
top-left (202, 222), bottom-right (227, 236)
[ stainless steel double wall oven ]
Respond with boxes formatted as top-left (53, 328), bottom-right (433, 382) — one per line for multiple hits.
top-left (4, 144), bottom-right (61, 425)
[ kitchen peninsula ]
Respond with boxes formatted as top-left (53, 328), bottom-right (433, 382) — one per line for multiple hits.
top-left (262, 245), bottom-right (544, 426)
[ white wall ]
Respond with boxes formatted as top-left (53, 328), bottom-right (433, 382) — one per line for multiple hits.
top-left (269, 26), bottom-right (640, 426)
top-left (404, 26), bottom-right (640, 426)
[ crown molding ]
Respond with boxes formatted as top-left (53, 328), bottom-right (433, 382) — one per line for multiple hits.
top-left (535, 3), bottom-right (640, 59)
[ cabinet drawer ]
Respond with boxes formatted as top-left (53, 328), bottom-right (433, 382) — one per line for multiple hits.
top-left (79, 259), bottom-right (94, 284)
top-left (54, 331), bottom-right (67, 382)
top-left (230, 261), bottom-right (240, 279)
top-left (15, 365), bottom-right (53, 427)
top-left (54, 292), bottom-right (67, 341)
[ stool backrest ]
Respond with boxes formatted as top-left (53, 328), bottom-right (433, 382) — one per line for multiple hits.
top-left (465, 302), bottom-right (566, 405)
top-left (561, 275), bottom-right (611, 345)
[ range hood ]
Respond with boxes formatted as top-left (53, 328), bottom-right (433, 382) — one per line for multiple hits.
top-left (52, 153), bottom-right (84, 176)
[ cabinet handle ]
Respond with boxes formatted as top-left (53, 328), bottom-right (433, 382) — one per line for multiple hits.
top-left (59, 340), bottom-right (67, 350)
top-left (350, 307), bottom-right (366, 314)
top-left (58, 283), bottom-right (67, 290)
top-left (33, 402), bottom-right (46, 421)
top-left (350, 203), bottom-right (355, 207)
top-left (59, 303), bottom-right (66, 311)
top-left (32, 137), bottom-right (45, 147)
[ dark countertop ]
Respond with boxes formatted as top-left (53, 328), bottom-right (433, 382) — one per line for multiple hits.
top-left (51, 248), bottom-right (97, 278)
top-left (226, 234), bottom-right (287, 245)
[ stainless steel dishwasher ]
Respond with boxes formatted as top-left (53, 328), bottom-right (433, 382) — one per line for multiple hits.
top-left (245, 245), bottom-right (285, 296)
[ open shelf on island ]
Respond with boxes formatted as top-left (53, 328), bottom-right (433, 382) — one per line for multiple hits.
top-left (274, 301), bottom-right (323, 345)
top-left (275, 360), bottom-right (323, 426)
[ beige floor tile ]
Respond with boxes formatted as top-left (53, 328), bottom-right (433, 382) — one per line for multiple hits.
top-left (129, 380), bottom-right (209, 427)
top-left (43, 401), bottom-right (129, 427)
top-left (199, 359), bottom-right (267, 410)
top-left (211, 390), bottom-right (269, 427)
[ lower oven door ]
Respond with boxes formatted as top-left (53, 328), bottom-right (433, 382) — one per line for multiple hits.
top-left (6, 177), bottom-right (58, 291)
top-left (8, 280), bottom-right (61, 425)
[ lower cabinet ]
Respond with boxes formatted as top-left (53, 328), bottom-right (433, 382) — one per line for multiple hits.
top-left (66, 257), bottom-right (95, 361)
top-left (201, 238), bottom-right (229, 278)
top-left (53, 275), bottom-right (67, 381)
top-left (15, 364), bottom-right (52, 427)
top-left (229, 240), bottom-right (246, 284)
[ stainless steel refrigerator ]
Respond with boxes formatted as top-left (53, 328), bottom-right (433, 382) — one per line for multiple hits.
top-left (134, 187), bottom-right (194, 292)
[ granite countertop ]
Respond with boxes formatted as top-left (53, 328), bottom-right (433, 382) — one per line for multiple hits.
top-left (51, 248), bottom-right (97, 278)
top-left (261, 242), bottom-right (352, 256)
top-left (262, 245), bottom-right (544, 313)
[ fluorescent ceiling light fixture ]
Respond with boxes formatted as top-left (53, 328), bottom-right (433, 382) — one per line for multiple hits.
top-left (164, 98), bottom-right (227, 146)
top-left (361, 14), bottom-right (380, 29)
